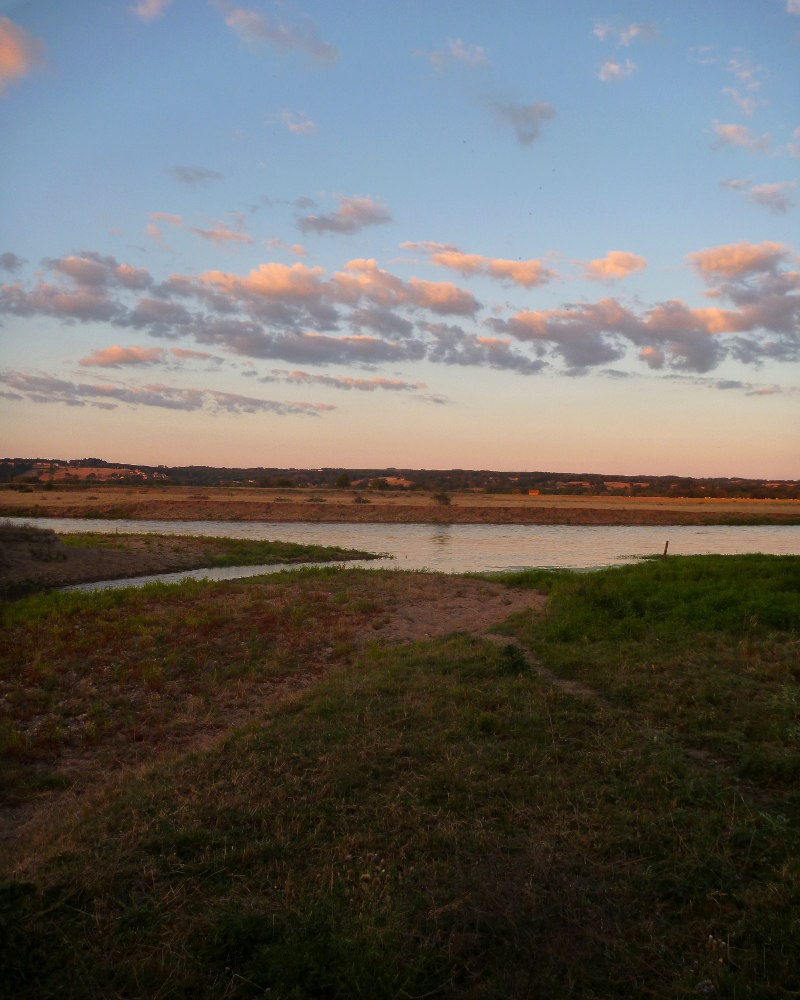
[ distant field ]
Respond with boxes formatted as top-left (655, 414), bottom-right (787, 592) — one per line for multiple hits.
top-left (2, 484), bottom-right (799, 524)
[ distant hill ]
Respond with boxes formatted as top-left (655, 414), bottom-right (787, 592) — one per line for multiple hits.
top-left (2, 457), bottom-right (798, 499)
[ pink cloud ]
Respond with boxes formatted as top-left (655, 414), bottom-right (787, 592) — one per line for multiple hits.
top-left (276, 370), bottom-right (424, 392)
top-left (0, 370), bottom-right (334, 415)
top-left (170, 347), bottom-right (215, 361)
top-left (48, 252), bottom-right (150, 290)
top-left (407, 278), bottom-right (479, 316)
top-left (221, 5), bottom-right (338, 65)
top-left (189, 221), bottom-right (254, 246)
top-left (79, 346), bottom-right (165, 367)
top-left (748, 182), bottom-right (796, 214)
top-left (645, 301), bottom-right (748, 336)
top-left (149, 212), bottom-right (253, 248)
top-left (332, 259), bottom-right (406, 307)
top-left (598, 58), bottom-right (636, 82)
top-left (712, 123), bottom-right (771, 152)
top-left (427, 38), bottom-right (489, 71)
top-left (593, 21), bottom-right (659, 46)
top-left (297, 196), bottom-right (392, 235)
top-left (0, 16), bottom-right (45, 96)
top-left (279, 110), bottom-right (315, 134)
top-left (151, 212), bottom-right (183, 226)
top-left (688, 241), bottom-right (790, 280)
top-left (200, 262), bottom-right (328, 303)
top-left (722, 88), bottom-right (756, 117)
top-left (639, 346), bottom-right (665, 369)
top-left (404, 242), bottom-right (555, 288)
top-left (333, 259), bottom-right (479, 314)
top-left (130, 0), bottom-right (173, 21)
top-left (583, 251), bottom-right (647, 282)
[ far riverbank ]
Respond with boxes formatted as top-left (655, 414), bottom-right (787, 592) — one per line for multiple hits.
top-left (2, 485), bottom-right (798, 525)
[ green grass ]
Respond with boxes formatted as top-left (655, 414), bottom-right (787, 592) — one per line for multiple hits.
top-left (2, 556), bottom-right (799, 998)
top-left (58, 531), bottom-right (377, 567)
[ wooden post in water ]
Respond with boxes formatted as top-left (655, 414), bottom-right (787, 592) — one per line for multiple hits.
top-left (662, 540), bottom-right (669, 559)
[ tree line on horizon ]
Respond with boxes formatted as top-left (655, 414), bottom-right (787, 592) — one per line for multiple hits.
top-left (1, 457), bottom-right (798, 499)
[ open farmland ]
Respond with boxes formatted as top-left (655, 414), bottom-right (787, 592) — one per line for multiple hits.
top-left (2, 484), bottom-right (798, 525)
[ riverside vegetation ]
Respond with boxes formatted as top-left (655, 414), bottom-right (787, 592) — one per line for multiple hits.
top-left (0, 523), bottom-right (377, 599)
top-left (1, 554), bottom-right (799, 997)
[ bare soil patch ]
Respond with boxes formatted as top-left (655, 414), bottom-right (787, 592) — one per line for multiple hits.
top-left (0, 570), bottom-right (543, 857)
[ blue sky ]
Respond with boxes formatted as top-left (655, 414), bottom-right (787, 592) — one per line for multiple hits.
top-left (1, 0), bottom-right (798, 476)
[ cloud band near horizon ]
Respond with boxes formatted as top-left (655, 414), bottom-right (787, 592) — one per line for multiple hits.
top-left (1, 240), bottom-right (798, 381)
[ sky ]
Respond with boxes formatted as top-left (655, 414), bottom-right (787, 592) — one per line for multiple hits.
top-left (1, 1), bottom-right (799, 477)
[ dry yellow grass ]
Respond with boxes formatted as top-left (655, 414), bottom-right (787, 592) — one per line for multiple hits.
top-left (2, 484), bottom-right (798, 524)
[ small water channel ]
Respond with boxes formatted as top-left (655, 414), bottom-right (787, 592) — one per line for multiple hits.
top-left (6, 517), bottom-right (799, 590)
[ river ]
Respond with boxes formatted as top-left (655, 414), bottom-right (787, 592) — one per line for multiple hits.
top-left (7, 517), bottom-right (799, 586)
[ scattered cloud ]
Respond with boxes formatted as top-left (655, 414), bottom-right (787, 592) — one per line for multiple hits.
top-left (490, 100), bottom-right (555, 145)
top-left (721, 178), bottom-right (796, 214)
top-left (267, 237), bottom-right (307, 257)
top-left (148, 211), bottom-right (253, 247)
top-left (688, 45), bottom-right (716, 66)
top-left (79, 346), bottom-right (166, 367)
top-left (0, 252), bottom-right (25, 272)
top-left (297, 196), bottom-right (392, 235)
top-left (151, 212), bottom-right (183, 227)
top-left (279, 110), bottom-right (315, 134)
top-left (218, 3), bottom-right (338, 65)
top-left (427, 38), bottom-right (489, 71)
top-left (263, 369), bottom-right (425, 393)
top-left (789, 0), bottom-right (800, 13)
top-left (727, 58), bottom-right (764, 93)
top-left (722, 88), bottom-right (756, 116)
top-left (45, 251), bottom-right (151, 290)
top-left (712, 122), bottom-right (771, 152)
top-left (688, 240), bottom-right (791, 280)
top-left (592, 21), bottom-right (659, 46)
top-left (130, 0), bottom-right (173, 22)
top-left (0, 369), bottom-right (333, 416)
top-left (0, 16), bottom-right (46, 96)
top-left (788, 128), bottom-right (800, 159)
top-left (403, 241), bottom-right (556, 288)
top-left (598, 58), bottom-right (636, 82)
top-left (189, 215), bottom-right (254, 246)
top-left (582, 251), bottom-right (647, 282)
top-left (426, 323), bottom-right (547, 375)
top-left (79, 344), bottom-right (219, 368)
top-left (168, 166), bottom-right (223, 185)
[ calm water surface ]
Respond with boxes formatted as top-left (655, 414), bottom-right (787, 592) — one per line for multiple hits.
top-left (7, 517), bottom-right (799, 589)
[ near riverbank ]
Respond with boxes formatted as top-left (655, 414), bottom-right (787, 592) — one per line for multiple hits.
top-left (2, 555), bottom-right (798, 997)
top-left (0, 524), bottom-right (377, 599)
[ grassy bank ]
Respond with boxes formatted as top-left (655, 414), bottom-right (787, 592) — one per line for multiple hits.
top-left (59, 531), bottom-right (378, 568)
top-left (0, 525), bottom-right (378, 600)
top-left (2, 556), bottom-right (799, 997)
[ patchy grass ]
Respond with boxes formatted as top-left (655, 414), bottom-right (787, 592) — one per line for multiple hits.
top-left (494, 554), bottom-right (800, 790)
top-left (2, 556), bottom-right (799, 998)
top-left (0, 569), bottom-right (396, 804)
top-left (0, 528), bottom-right (379, 600)
top-left (59, 531), bottom-right (377, 567)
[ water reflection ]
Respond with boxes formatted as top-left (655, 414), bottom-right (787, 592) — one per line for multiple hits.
top-left (7, 516), bottom-right (798, 581)
top-left (431, 527), bottom-right (453, 548)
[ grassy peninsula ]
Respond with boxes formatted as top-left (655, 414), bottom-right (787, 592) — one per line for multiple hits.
top-left (2, 555), bottom-right (799, 997)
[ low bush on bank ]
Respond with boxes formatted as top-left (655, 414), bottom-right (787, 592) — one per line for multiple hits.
top-left (2, 556), bottom-right (799, 997)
